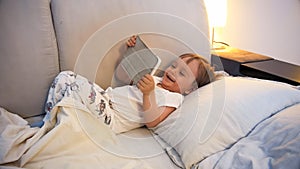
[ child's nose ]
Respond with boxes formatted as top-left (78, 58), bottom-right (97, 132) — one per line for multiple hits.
top-left (169, 68), bottom-right (179, 76)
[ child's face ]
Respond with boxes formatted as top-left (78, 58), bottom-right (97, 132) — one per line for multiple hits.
top-left (160, 57), bottom-right (198, 95)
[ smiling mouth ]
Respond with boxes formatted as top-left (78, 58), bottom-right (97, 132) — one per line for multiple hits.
top-left (166, 73), bottom-right (175, 82)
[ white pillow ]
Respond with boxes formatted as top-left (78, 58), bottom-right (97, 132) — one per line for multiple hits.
top-left (153, 77), bottom-right (300, 168)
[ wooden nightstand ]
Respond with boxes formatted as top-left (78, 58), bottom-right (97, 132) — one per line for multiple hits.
top-left (211, 46), bottom-right (273, 76)
top-left (241, 60), bottom-right (300, 86)
top-left (211, 46), bottom-right (300, 85)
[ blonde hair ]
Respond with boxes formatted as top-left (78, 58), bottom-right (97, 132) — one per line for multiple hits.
top-left (179, 53), bottom-right (216, 88)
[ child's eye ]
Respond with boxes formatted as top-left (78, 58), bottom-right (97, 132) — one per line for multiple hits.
top-left (171, 64), bottom-right (176, 68)
top-left (180, 71), bottom-right (186, 76)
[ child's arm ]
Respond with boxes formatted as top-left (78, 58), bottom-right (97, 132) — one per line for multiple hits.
top-left (137, 74), bottom-right (176, 128)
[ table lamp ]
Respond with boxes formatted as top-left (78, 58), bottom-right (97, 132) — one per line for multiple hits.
top-left (204, 0), bottom-right (227, 49)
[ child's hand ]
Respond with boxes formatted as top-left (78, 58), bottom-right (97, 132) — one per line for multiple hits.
top-left (137, 74), bottom-right (155, 95)
top-left (126, 35), bottom-right (137, 47)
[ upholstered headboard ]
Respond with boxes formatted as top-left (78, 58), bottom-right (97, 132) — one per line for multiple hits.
top-left (0, 0), bottom-right (210, 123)
top-left (51, 0), bottom-right (210, 88)
top-left (0, 0), bottom-right (59, 120)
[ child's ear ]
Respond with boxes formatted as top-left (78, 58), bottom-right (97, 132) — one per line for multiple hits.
top-left (183, 81), bottom-right (198, 95)
top-left (184, 86), bottom-right (197, 95)
top-left (184, 90), bottom-right (192, 95)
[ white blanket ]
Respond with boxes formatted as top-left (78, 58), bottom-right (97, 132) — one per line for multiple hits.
top-left (0, 97), bottom-right (178, 169)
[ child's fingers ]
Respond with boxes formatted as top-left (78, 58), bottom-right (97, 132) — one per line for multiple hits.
top-left (139, 75), bottom-right (151, 84)
top-left (137, 80), bottom-right (146, 90)
top-left (126, 35), bottom-right (137, 47)
top-left (143, 74), bottom-right (154, 82)
top-left (138, 78), bottom-right (144, 85)
top-left (131, 35), bottom-right (137, 41)
top-left (128, 39), bottom-right (135, 46)
top-left (137, 76), bottom-right (150, 89)
top-left (126, 40), bottom-right (134, 47)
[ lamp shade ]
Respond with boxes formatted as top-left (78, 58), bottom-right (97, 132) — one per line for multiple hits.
top-left (204, 0), bottom-right (227, 27)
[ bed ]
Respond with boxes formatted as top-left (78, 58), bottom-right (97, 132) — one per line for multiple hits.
top-left (1, 0), bottom-right (300, 169)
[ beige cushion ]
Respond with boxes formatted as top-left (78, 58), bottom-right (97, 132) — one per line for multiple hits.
top-left (51, 0), bottom-right (210, 89)
top-left (0, 0), bottom-right (59, 118)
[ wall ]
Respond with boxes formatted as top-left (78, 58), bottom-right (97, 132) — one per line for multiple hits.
top-left (215, 0), bottom-right (300, 66)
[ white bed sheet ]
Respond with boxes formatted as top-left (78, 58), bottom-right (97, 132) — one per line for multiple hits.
top-left (0, 97), bottom-right (180, 169)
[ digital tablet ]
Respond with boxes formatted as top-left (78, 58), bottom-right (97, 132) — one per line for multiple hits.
top-left (120, 35), bottom-right (161, 85)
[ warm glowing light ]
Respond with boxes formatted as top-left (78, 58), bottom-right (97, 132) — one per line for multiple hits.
top-left (204, 0), bottom-right (227, 27)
